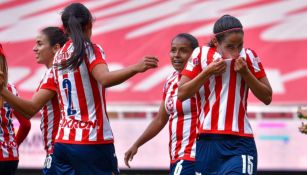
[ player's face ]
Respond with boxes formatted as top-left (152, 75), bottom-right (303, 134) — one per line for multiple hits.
top-left (217, 32), bottom-right (243, 59)
top-left (170, 37), bottom-right (194, 72)
top-left (33, 32), bottom-right (54, 67)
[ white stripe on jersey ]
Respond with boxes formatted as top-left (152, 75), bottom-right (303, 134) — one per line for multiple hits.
top-left (246, 49), bottom-right (261, 72)
top-left (232, 73), bottom-right (242, 132)
top-left (217, 59), bottom-right (231, 130)
top-left (182, 46), bottom-right (266, 137)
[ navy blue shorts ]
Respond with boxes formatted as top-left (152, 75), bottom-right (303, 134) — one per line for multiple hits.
top-left (0, 160), bottom-right (18, 175)
top-left (195, 134), bottom-right (257, 175)
top-left (53, 143), bottom-right (119, 175)
top-left (42, 154), bottom-right (56, 175)
top-left (170, 160), bottom-right (195, 175)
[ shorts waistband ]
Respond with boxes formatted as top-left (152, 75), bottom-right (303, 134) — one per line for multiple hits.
top-left (197, 134), bottom-right (251, 141)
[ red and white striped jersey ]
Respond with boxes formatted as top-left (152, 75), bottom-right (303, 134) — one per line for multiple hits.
top-left (163, 71), bottom-right (198, 163)
top-left (182, 46), bottom-right (266, 137)
top-left (37, 69), bottom-right (61, 154)
top-left (0, 84), bottom-right (19, 161)
top-left (41, 40), bottom-right (114, 144)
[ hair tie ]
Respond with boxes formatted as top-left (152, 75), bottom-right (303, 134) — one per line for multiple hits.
top-left (214, 27), bottom-right (242, 36)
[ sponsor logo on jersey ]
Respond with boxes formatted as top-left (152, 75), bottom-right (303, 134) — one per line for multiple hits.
top-left (0, 141), bottom-right (17, 148)
top-left (60, 117), bottom-right (98, 129)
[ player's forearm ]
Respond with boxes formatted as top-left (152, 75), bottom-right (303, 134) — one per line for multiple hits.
top-left (14, 112), bottom-right (31, 145)
top-left (133, 116), bottom-right (167, 148)
top-left (241, 71), bottom-right (272, 105)
top-left (1, 88), bottom-right (38, 118)
top-left (99, 65), bottom-right (138, 88)
top-left (178, 69), bottom-right (211, 101)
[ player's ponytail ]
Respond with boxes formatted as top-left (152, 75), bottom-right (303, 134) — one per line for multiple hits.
top-left (208, 14), bottom-right (243, 47)
top-left (57, 3), bottom-right (93, 70)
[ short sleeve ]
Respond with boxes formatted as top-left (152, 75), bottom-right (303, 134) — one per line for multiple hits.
top-left (245, 49), bottom-right (266, 79)
top-left (40, 68), bottom-right (58, 92)
top-left (88, 44), bottom-right (107, 72)
top-left (181, 47), bottom-right (202, 79)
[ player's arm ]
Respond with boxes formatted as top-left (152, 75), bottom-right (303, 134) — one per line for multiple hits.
top-left (234, 58), bottom-right (272, 105)
top-left (13, 111), bottom-right (31, 146)
top-left (178, 58), bottom-right (226, 101)
top-left (1, 88), bottom-right (55, 118)
top-left (91, 56), bottom-right (158, 88)
top-left (124, 101), bottom-right (169, 168)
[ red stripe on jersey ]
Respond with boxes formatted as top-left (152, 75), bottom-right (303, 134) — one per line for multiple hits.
top-left (42, 105), bottom-right (49, 152)
top-left (74, 67), bottom-right (89, 141)
top-left (174, 99), bottom-right (184, 160)
top-left (238, 78), bottom-right (246, 133)
top-left (196, 92), bottom-right (201, 130)
top-left (225, 59), bottom-right (237, 131)
top-left (55, 68), bottom-right (65, 141)
top-left (50, 97), bottom-right (60, 153)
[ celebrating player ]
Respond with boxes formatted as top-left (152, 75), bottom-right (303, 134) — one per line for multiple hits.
top-left (178, 15), bottom-right (272, 174)
top-left (33, 27), bottom-right (67, 175)
top-left (125, 33), bottom-right (199, 174)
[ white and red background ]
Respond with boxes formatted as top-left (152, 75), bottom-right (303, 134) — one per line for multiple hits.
top-left (1, 0), bottom-right (307, 170)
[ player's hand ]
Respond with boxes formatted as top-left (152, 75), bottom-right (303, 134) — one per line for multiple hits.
top-left (124, 145), bottom-right (138, 168)
top-left (234, 57), bottom-right (248, 74)
top-left (134, 56), bottom-right (159, 73)
top-left (298, 106), bottom-right (307, 119)
top-left (299, 122), bottom-right (307, 134)
top-left (207, 58), bottom-right (226, 76)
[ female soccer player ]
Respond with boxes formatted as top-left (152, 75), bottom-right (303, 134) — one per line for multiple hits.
top-left (178, 15), bottom-right (272, 174)
top-left (124, 33), bottom-right (199, 174)
top-left (0, 3), bottom-right (158, 175)
top-left (0, 44), bottom-right (31, 175)
top-left (33, 26), bottom-right (67, 175)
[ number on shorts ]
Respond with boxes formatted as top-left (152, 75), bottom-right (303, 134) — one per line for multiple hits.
top-left (242, 155), bottom-right (254, 175)
top-left (62, 79), bottom-right (77, 116)
top-left (174, 160), bottom-right (183, 175)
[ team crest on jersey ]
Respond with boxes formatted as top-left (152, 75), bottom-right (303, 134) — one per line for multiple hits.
top-left (166, 98), bottom-right (174, 113)
top-left (192, 57), bottom-right (199, 65)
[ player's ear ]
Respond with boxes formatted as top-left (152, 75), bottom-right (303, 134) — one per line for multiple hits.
top-left (212, 37), bottom-right (218, 47)
top-left (52, 44), bottom-right (61, 54)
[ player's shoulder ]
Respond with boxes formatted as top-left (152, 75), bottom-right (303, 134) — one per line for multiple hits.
top-left (244, 47), bottom-right (258, 57)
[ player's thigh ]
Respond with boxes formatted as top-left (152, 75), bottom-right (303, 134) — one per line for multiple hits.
top-left (219, 152), bottom-right (257, 175)
top-left (170, 160), bottom-right (195, 175)
top-left (195, 140), bottom-right (221, 175)
top-left (53, 143), bottom-right (76, 175)
top-left (69, 143), bottom-right (119, 175)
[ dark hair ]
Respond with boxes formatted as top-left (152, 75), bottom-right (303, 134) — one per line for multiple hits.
top-left (58, 3), bottom-right (93, 70)
top-left (0, 44), bottom-right (8, 85)
top-left (208, 14), bottom-right (243, 47)
top-left (41, 27), bottom-right (68, 47)
top-left (173, 33), bottom-right (199, 50)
